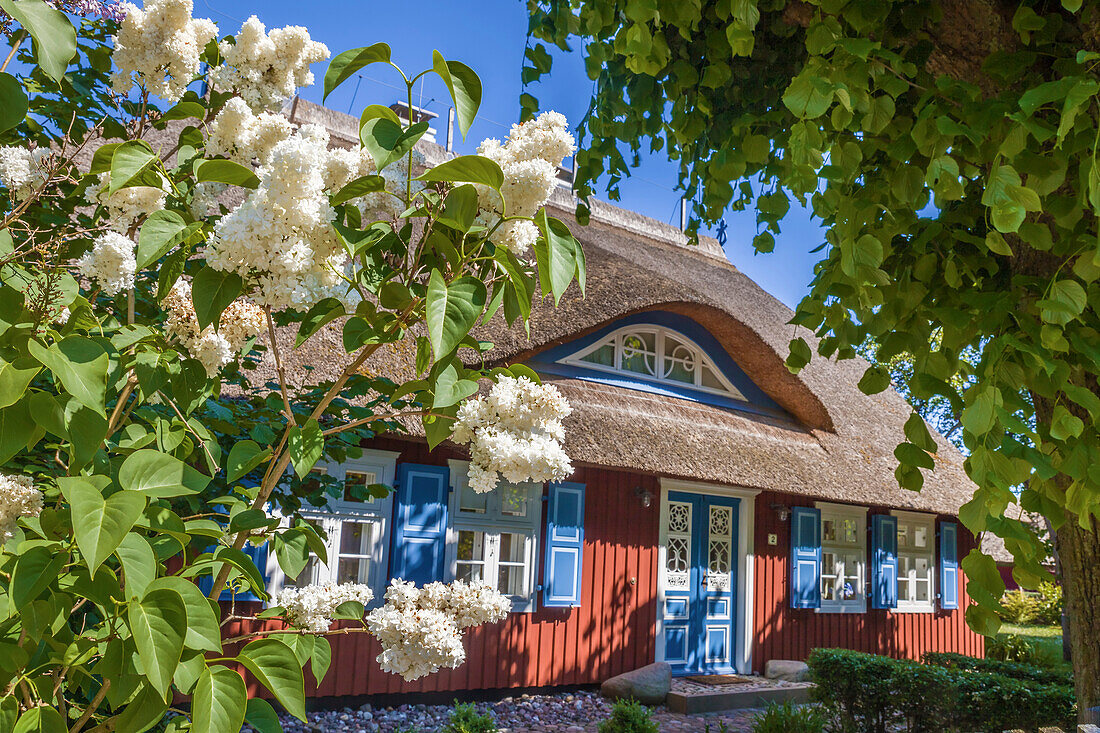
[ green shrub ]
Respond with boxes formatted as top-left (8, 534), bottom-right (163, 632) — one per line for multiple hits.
top-left (998, 589), bottom-right (1039, 624)
top-left (751, 700), bottom-right (825, 733)
top-left (985, 633), bottom-right (1040, 665)
top-left (441, 702), bottom-right (497, 733)
top-left (597, 699), bottom-right (659, 733)
top-left (808, 648), bottom-right (1076, 733)
top-left (1034, 581), bottom-right (1063, 625)
top-left (922, 651), bottom-right (1072, 687)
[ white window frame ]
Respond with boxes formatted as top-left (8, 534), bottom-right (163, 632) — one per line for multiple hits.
top-left (560, 324), bottom-right (747, 400)
top-left (445, 460), bottom-right (542, 613)
top-left (815, 502), bottom-right (868, 614)
top-left (892, 510), bottom-right (936, 613)
top-left (266, 449), bottom-right (399, 605)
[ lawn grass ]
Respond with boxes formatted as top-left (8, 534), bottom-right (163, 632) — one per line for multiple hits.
top-left (997, 622), bottom-right (1072, 673)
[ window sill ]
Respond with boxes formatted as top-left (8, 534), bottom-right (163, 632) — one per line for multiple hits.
top-left (816, 603), bottom-right (867, 614)
top-left (891, 604), bottom-right (935, 614)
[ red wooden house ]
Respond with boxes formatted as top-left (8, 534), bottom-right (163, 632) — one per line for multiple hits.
top-left (230, 100), bottom-right (984, 701)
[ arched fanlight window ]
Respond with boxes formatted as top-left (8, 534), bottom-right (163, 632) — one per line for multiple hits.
top-left (560, 325), bottom-right (747, 401)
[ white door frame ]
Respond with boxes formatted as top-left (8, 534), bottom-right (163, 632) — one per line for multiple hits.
top-left (655, 478), bottom-right (759, 675)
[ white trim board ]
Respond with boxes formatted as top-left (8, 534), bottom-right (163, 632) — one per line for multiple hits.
top-left (656, 478), bottom-right (759, 675)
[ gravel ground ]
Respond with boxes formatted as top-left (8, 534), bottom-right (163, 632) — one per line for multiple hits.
top-left (277, 690), bottom-right (764, 732)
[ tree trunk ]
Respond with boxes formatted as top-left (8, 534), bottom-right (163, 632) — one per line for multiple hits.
top-left (1053, 517), bottom-right (1100, 723)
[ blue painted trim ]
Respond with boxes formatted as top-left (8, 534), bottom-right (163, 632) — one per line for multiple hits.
top-left (391, 463), bottom-right (450, 585)
top-left (790, 506), bottom-right (822, 610)
top-left (543, 481), bottom-right (586, 608)
top-left (871, 515), bottom-right (899, 610)
top-left (525, 311), bottom-right (791, 419)
top-left (940, 521), bottom-right (959, 610)
top-left (197, 541), bottom-right (269, 602)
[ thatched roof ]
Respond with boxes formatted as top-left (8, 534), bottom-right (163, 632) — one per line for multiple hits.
top-left (234, 100), bottom-right (977, 516)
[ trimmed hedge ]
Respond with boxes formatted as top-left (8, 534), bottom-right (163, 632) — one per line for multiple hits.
top-left (807, 648), bottom-right (1075, 733)
top-left (922, 651), bottom-right (1074, 687)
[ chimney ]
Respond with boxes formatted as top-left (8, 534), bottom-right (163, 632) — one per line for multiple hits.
top-left (389, 101), bottom-right (439, 144)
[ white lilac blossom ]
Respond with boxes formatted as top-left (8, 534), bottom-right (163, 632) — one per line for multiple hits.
top-left (0, 474), bottom-right (43, 543)
top-left (84, 172), bottom-right (166, 232)
top-left (75, 232), bottom-right (136, 296)
top-left (111, 0), bottom-right (218, 103)
top-left (451, 376), bottom-right (573, 493)
top-left (161, 278), bottom-right (265, 376)
top-left (204, 97), bottom-right (293, 166)
top-left (205, 124), bottom-right (360, 309)
top-left (474, 111), bottom-right (575, 255)
top-left (0, 146), bottom-right (50, 201)
top-left (365, 579), bottom-right (510, 681)
top-left (271, 582), bottom-right (375, 634)
top-left (207, 15), bottom-right (329, 112)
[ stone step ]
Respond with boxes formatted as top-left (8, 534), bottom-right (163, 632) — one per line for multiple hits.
top-left (665, 683), bottom-right (814, 714)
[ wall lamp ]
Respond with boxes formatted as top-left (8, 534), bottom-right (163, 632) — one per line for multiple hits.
top-left (770, 503), bottom-right (791, 522)
top-left (634, 487), bottom-right (655, 508)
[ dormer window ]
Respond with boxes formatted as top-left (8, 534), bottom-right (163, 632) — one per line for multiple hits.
top-left (562, 325), bottom-right (747, 401)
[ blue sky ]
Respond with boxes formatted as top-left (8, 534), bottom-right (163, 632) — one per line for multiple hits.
top-left (202, 0), bottom-right (825, 308)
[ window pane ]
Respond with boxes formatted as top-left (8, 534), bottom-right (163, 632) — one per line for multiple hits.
top-left (700, 365), bottom-right (726, 392)
top-left (913, 525), bottom-right (928, 548)
top-left (500, 484), bottom-right (527, 516)
top-left (337, 557), bottom-right (369, 584)
top-left (822, 518), bottom-right (836, 543)
top-left (457, 530), bottom-right (485, 562)
top-left (499, 533), bottom-right (525, 563)
top-left (342, 470), bottom-right (375, 503)
top-left (339, 521), bottom-right (371, 555)
top-left (842, 518), bottom-right (858, 544)
top-left (457, 563), bottom-right (483, 583)
top-left (459, 483), bottom-right (487, 514)
top-left (662, 335), bottom-right (695, 384)
top-left (498, 564), bottom-right (524, 595)
top-left (621, 332), bottom-right (656, 375)
top-left (898, 524), bottom-right (910, 548)
top-left (580, 343), bottom-right (614, 367)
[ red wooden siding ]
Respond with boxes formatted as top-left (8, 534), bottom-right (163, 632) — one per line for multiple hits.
top-left (750, 491), bottom-right (984, 669)
top-left (226, 438), bottom-right (662, 697)
top-left (225, 438), bottom-right (983, 698)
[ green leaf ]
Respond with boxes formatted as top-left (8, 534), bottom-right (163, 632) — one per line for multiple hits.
top-left (128, 588), bottom-right (187, 696)
top-left (193, 666), bottom-right (247, 733)
top-left (0, 357), bottom-right (39, 409)
top-left (361, 118), bottom-right (428, 171)
top-left (984, 231), bottom-right (1013, 256)
top-left (961, 386), bottom-right (1003, 436)
top-left (0, 398), bottom-right (34, 463)
top-left (425, 270), bottom-right (487, 357)
top-left (431, 363), bottom-right (479, 408)
top-left (9, 545), bottom-right (66, 612)
top-left (857, 365), bottom-right (891, 394)
top-left (145, 576), bottom-right (222, 652)
top-left (437, 184), bottom-right (479, 231)
top-left (27, 336), bottom-right (109, 416)
top-left (137, 210), bottom-right (201, 270)
top-left (324, 43), bottom-right (391, 102)
top-left (0, 697), bottom-right (15, 733)
top-left (417, 155), bottom-right (503, 189)
top-left (239, 639), bottom-right (307, 721)
top-left (107, 685), bottom-right (168, 733)
top-left (245, 698), bottom-right (284, 733)
top-left (195, 158), bottom-right (260, 189)
top-left (191, 266), bottom-right (244, 331)
top-left (894, 442), bottom-right (935, 470)
top-left (60, 476), bottom-right (145, 572)
top-left (296, 297), bottom-right (345, 348)
top-left (119, 449), bottom-right (212, 498)
top-left (903, 413), bottom-right (938, 453)
top-left (288, 419), bottom-right (324, 479)
top-left (331, 174), bottom-right (385, 205)
top-left (534, 211), bottom-right (584, 304)
top-left (108, 140), bottom-right (160, 194)
top-left (1050, 405), bottom-right (1085, 441)
top-left (114, 531), bottom-right (157, 599)
top-left (782, 73), bottom-right (833, 118)
top-left (0, 72), bottom-right (27, 133)
top-left (0, 0), bottom-right (76, 83)
top-left (274, 528), bottom-right (310, 579)
top-left (1039, 279), bottom-right (1087, 325)
top-left (310, 636), bottom-right (331, 682)
top-left (786, 337), bottom-right (812, 373)
top-left (431, 51), bottom-right (482, 139)
top-left (227, 439), bottom-right (271, 482)
top-left (11, 706), bottom-right (66, 733)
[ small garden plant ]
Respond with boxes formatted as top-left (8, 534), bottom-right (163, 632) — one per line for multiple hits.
top-left (597, 698), bottom-right (659, 733)
top-left (750, 700), bottom-right (825, 733)
top-left (442, 702), bottom-right (497, 733)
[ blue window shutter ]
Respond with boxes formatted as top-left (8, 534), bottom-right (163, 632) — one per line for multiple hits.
top-left (391, 463), bottom-right (449, 585)
top-left (871, 514), bottom-right (898, 609)
top-left (543, 481), bottom-right (585, 608)
top-left (789, 506), bottom-right (821, 609)
top-left (940, 521), bottom-right (959, 610)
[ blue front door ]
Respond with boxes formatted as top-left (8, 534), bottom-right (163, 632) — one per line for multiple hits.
top-left (661, 492), bottom-right (739, 675)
